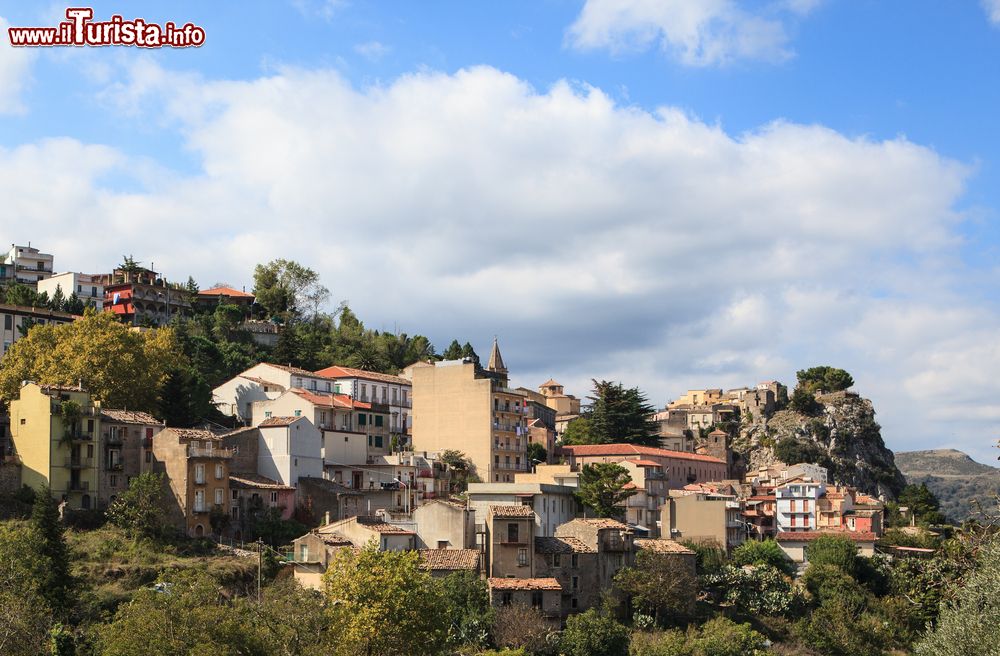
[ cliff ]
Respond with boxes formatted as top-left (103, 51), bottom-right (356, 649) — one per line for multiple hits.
top-left (732, 390), bottom-right (906, 500)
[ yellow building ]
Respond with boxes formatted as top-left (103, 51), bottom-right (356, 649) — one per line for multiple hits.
top-left (537, 379), bottom-right (581, 416)
top-left (10, 383), bottom-right (101, 509)
top-left (411, 339), bottom-right (529, 483)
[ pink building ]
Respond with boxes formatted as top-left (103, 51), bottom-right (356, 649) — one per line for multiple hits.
top-left (559, 443), bottom-right (727, 489)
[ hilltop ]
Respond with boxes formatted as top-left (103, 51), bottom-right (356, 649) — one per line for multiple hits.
top-left (894, 448), bottom-right (1000, 522)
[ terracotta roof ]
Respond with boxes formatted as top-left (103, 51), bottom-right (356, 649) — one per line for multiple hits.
top-left (100, 409), bottom-right (161, 425)
top-left (199, 286), bottom-right (255, 299)
top-left (626, 459), bottom-right (663, 468)
top-left (749, 495), bottom-right (776, 502)
top-left (290, 388), bottom-right (358, 409)
top-left (264, 362), bottom-right (333, 378)
top-left (239, 375), bottom-right (283, 387)
top-left (419, 549), bottom-right (481, 571)
top-left (315, 365), bottom-right (410, 386)
top-left (534, 536), bottom-right (597, 554)
top-left (229, 474), bottom-right (295, 490)
top-left (259, 416), bottom-right (302, 427)
top-left (635, 538), bottom-right (696, 555)
top-left (489, 504), bottom-right (536, 519)
top-left (315, 532), bottom-right (353, 547)
top-left (561, 443), bottom-right (726, 464)
top-left (622, 482), bottom-right (638, 490)
top-left (572, 518), bottom-right (630, 530)
top-left (540, 379), bottom-right (561, 387)
top-left (708, 429), bottom-right (728, 436)
top-left (776, 531), bottom-right (877, 542)
top-left (355, 517), bottom-right (415, 534)
top-left (488, 577), bottom-right (561, 591)
top-left (171, 428), bottom-right (225, 442)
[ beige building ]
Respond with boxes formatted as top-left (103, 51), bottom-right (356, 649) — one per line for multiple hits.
top-left (537, 379), bottom-right (581, 416)
top-left (98, 409), bottom-right (164, 507)
top-left (488, 578), bottom-right (563, 622)
top-left (411, 339), bottom-right (529, 483)
top-left (660, 490), bottom-right (745, 551)
top-left (411, 498), bottom-right (476, 549)
top-left (150, 428), bottom-right (233, 538)
top-left (776, 531), bottom-right (877, 563)
top-left (560, 444), bottom-right (728, 489)
top-left (468, 482), bottom-right (578, 538)
top-left (486, 504), bottom-right (537, 578)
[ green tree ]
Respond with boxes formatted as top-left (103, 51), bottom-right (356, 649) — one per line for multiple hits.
top-left (796, 366), bottom-right (855, 394)
top-left (106, 473), bottom-right (169, 542)
top-left (614, 550), bottom-right (697, 625)
top-left (440, 450), bottom-right (477, 492)
top-left (693, 617), bottom-right (770, 656)
top-left (788, 386), bottom-right (822, 414)
top-left (526, 441), bottom-right (547, 466)
top-left (322, 544), bottom-right (448, 656)
top-left (49, 285), bottom-right (66, 312)
top-left (31, 488), bottom-right (73, 616)
top-left (560, 417), bottom-right (595, 445)
top-left (5, 283), bottom-right (39, 307)
top-left (157, 366), bottom-right (211, 428)
top-left (680, 539), bottom-right (727, 576)
top-left (0, 521), bottom-right (53, 656)
top-left (731, 538), bottom-right (795, 576)
top-left (442, 340), bottom-right (463, 360)
top-left (437, 571), bottom-right (493, 649)
top-left (897, 483), bottom-right (947, 526)
top-left (705, 564), bottom-right (801, 617)
top-left (64, 291), bottom-right (85, 315)
top-left (575, 462), bottom-right (637, 519)
top-left (586, 379), bottom-right (659, 446)
top-left (806, 534), bottom-right (860, 577)
top-left (559, 609), bottom-right (629, 656)
top-left (253, 259), bottom-right (328, 321)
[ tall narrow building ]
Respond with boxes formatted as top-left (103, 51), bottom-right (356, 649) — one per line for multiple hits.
top-left (411, 339), bottom-right (529, 483)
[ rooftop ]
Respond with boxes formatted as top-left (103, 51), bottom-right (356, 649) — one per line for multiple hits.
top-left (100, 409), bottom-right (162, 425)
top-left (534, 536), bottom-right (597, 554)
top-left (561, 443), bottom-right (726, 464)
top-left (199, 286), bottom-right (255, 299)
top-left (258, 416), bottom-right (302, 428)
top-left (634, 538), bottom-right (696, 555)
top-left (229, 474), bottom-right (295, 490)
top-left (776, 531), bottom-right (877, 543)
top-left (489, 504), bottom-right (536, 519)
top-left (418, 549), bottom-right (481, 571)
top-left (355, 516), bottom-right (415, 534)
top-left (572, 518), bottom-right (630, 530)
top-left (488, 577), bottom-right (561, 591)
top-left (315, 365), bottom-right (410, 386)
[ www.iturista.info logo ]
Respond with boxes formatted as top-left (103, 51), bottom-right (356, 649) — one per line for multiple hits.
top-left (7, 7), bottom-right (206, 48)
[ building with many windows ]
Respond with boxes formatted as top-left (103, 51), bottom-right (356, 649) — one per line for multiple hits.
top-left (36, 272), bottom-right (103, 308)
top-left (3, 243), bottom-right (54, 286)
top-left (151, 428), bottom-right (233, 537)
top-left (314, 365), bottom-right (413, 445)
top-left (0, 304), bottom-right (77, 357)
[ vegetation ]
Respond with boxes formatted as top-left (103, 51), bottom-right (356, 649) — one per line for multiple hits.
top-left (575, 462), bottom-right (637, 519)
top-left (795, 366), bottom-right (855, 394)
top-left (893, 482), bottom-right (948, 526)
top-left (562, 380), bottom-right (658, 446)
top-left (615, 550), bottom-right (697, 625)
top-left (560, 609), bottom-right (630, 656)
top-left (106, 473), bottom-right (170, 542)
top-left (730, 538), bottom-right (795, 577)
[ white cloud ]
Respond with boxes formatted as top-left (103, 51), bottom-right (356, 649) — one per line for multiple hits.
top-left (984, 0), bottom-right (1000, 25)
top-left (3, 62), bottom-right (998, 463)
top-left (354, 41), bottom-right (390, 61)
top-left (0, 16), bottom-right (34, 113)
top-left (565, 0), bottom-right (820, 66)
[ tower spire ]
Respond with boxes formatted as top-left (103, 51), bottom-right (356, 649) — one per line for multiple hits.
top-left (486, 336), bottom-right (507, 375)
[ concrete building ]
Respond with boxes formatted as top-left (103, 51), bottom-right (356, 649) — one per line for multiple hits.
top-left (314, 365), bottom-right (413, 445)
top-left (515, 463), bottom-right (580, 488)
top-left (150, 428), bottom-right (233, 537)
top-left (468, 482), bottom-right (578, 538)
top-left (36, 272), bottom-right (103, 308)
top-left (619, 459), bottom-right (668, 535)
top-left (98, 267), bottom-right (192, 326)
top-left (559, 443), bottom-right (728, 490)
top-left (411, 498), bottom-right (477, 549)
top-left (255, 416), bottom-right (324, 486)
top-left (0, 304), bottom-right (76, 357)
top-left (4, 244), bottom-right (54, 286)
top-left (411, 339), bottom-right (529, 483)
top-left (661, 490), bottom-right (745, 552)
top-left (775, 478), bottom-right (826, 532)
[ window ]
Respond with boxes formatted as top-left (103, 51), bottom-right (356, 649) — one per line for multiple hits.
top-left (195, 464), bottom-right (205, 484)
top-left (3, 315), bottom-right (10, 329)
top-left (571, 554), bottom-right (579, 568)
top-left (374, 415), bottom-right (383, 427)
top-left (374, 436), bottom-right (383, 448)
top-left (361, 384), bottom-right (367, 399)
top-left (145, 451), bottom-right (152, 463)
top-left (215, 488), bottom-right (224, 505)
top-left (109, 475), bottom-right (117, 487)
top-left (194, 490), bottom-right (205, 511)
top-left (501, 592), bottom-right (513, 606)
top-left (294, 409), bottom-right (301, 417)
top-left (358, 414), bottom-right (367, 426)
top-left (232, 489), bottom-right (239, 500)
top-left (299, 544), bottom-right (309, 561)
top-left (571, 597), bottom-right (578, 609)
top-left (265, 411), bottom-right (272, 418)
top-left (437, 540), bottom-right (449, 549)
top-left (553, 553), bottom-right (561, 567)
top-left (215, 464), bottom-right (223, 479)
top-left (231, 507), bottom-right (239, 519)
top-left (572, 576), bottom-right (579, 590)
top-left (325, 382), bottom-right (331, 392)
top-left (531, 591), bottom-right (543, 609)
top-left (518, 548), bottom-right (528, 566)
top-left (507, 523), bottom-right (519, 543)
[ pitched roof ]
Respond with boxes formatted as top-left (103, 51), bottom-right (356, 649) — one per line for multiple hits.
top-left (314, 365), bottom-right (409, 386)
top-left (561, 443), bottom-right (726, 464)
top-left (259, 416), bottom-right (302, 427)
top-left (540, 379), bottom-right (561, 387)
top-left (354, 517), bottom-right (415, 534)
top-left (314, 532), bottom-right (353, 547)
top-left (170, 428), bottom-right (225, 442)
top-left (290, 388), bottom-right (358, 409)
top-left (199, 286), bottom-right (255, 298)
top-left (486, 337), bottom-right (507, 373)
top-left (100, 409), bottom-right (161, 425)
top-left (534, 536), bottom-right (596, 554)
top-left (229, 474), bottom-right (295, 490)
top-left (489, 504), bottom-right (535, 519)
top-left (418, 549), bottom-right (481, 571)
top-left (775, 531), bottom-right (877, 543)
top-left (239, 375), bottom-right (283, 387)
top-left (626, 459), bottom-right (663, 468)
top-left (488, 577), bottom-right (561, 591)
top-left (263, 362), bottom-right (332, 378)
top-left (572, 518), bottom-right (630, 530)
top-left (635, 538), bottom-right (696, 555)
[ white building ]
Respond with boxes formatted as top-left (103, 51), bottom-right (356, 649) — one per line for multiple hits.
top-left (4, 244), bottom-right (54, 286)
top-left (257, 416), bottom-right (324, 486)
top-left (316, 365), bottom-right (413, 440)
top-left (775, 478), bottom-right (826, 532)
top-left (467, 482), bottom-right (577, 538)
top-left (212, 363), bottom-right (335, 423)
top-left (36, 272), bottom-right (103, 307)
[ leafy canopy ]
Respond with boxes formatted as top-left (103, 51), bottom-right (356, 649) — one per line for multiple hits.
top-left (575, 462), bottom-right (637, 519)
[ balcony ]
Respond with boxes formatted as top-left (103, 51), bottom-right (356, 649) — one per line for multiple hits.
top-left (104, 432), bottom-right (124, 445)
top-left (68, 480), bottom-right (90, 491)
top-left (187, 446), bottom-right (234, 459)
top-left (192, 504), bottom-right (208, 514)
top-left (64, 457), bottom-right (94, 469)
top-left (17, 264), bottom-right (53, 273)
top-left (106, 460), bottom-right (123, 471)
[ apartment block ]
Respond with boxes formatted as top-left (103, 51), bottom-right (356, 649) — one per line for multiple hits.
top-left (661, 490), bottom-right (745, 552)
top-left (3, 243), bottom-right (54, 286)
top-left (36, 272), bottom-right (103, 307)
top-left (97, 266), bottom-right (191, 327)
top-left (151, 428), bottom-right (233, 538)
top-left (411, 339), bottom-right (529, 483)
top-left (0, 304), bottom-right (76, 357)
top-left (314, 365), bottom-right (413, 444)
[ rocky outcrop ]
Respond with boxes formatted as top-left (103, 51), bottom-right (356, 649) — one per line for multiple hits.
top-left (732, 390), bottom-right (906, 500)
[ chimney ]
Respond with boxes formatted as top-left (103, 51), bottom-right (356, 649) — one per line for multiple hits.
top-left (324, 511), bottom-right (330, 525)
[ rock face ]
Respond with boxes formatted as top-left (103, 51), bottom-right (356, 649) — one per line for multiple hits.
top-left (895, 449), bottom-right (1000, 522)
top-left (732, 390), bottom-right (906, 500)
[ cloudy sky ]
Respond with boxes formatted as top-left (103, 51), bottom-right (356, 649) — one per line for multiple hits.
top-left (2, 1), bottom-right (999, 463)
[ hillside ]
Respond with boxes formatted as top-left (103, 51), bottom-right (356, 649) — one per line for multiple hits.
top-left (894, 449), bottom-right (1000, 522)
top-left (733, 390), bottom-right (906, 499)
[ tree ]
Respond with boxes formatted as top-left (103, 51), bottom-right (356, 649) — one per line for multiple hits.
top-left (897, 483), bottom-right (947, 526)
top-left (774, 437), bottom-right (831, 469)
top-left (437, 571), bottom-right (493, 649)
top-left (560, 417), bottom-right (595, 446)
top-left (322, 544), bottom-right (449, 656)
top-left (0, 522), bottom-right (53, 656)
top-left (64, 291), bottom-right (85, 315)
top-left (157, 367), bottom-right (210, 428)
top-left (5, 283), bottom-right (39, 307)
top-left (442, 340), bottom-right (463, 360)
top-left (49, 285), bottom-right (66, 312)
top-left (705, 564), bottom-right (801, 617)
top-left (731, 538), bottom-right (795, 576)
top-left (806, 534), bottom-right (860, 577)
top-left (106, 472), bottom-right (169, 542)
top-left (31, 487), bottom-right (73, 616)
top-left (491, 605), bottom-right (554, 653)
top-left (253, 259), bottom-right (328, 321)
top-left (559, 609), bottom-right (630, 656)
top-left (692, 617), bottom-right (771, 656)
top-left (526, 441), bottom-right (547, 466)
top-left (796, 366), bottom-right (854, 394)
top-left (586, 380), bottom-right (659, 446)
top-left (614, 550), bottom-right (697, 625)
top-left (440, 450), bottom-right (477, 492)
top-left (915, 534), bottom-right (1000, 656)
top-left (789, 386), bottom-right (822, 415)
top-left (575, 463), bottom-right (637, 519)
top-left (0, 311), bottom-right (181, 413)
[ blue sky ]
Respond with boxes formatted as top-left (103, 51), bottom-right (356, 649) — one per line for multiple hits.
top-left (1, 1), bottom-right (999, 463)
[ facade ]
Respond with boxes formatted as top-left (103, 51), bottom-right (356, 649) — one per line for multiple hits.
top-left (410, 498), bottom-right (477, 549)
top-left (99, 267), bottom-right (192, 326)
top-left (195, 286), bottom-right (255, 311)
top-left (661, 491), bottom-right (745, 551)
top-left (316, 515), bottom-right (416, 551)
top-left (776, 531), bottom-right (877, 562)
top-left (560, 443), bottom-right (728, 490)
top-left (553, 519), bottom-right (635, 611)
top-left (98, 410), bottom-right (164, 507)
top-left (150, 428), bottom-right (233, 537)
top-left (228, 473), bottom-right (296, 532)
top-left (468, 482), bottom-right (578, 538)
top-left (775, 478), bottom-right (826, 532)
top-left (314, 365), bottom-right (413, 445)
top-left (4, 244), bottom-right (54, 285)
top-left (36, 272), bottom-right (103, 307)
top-left (619, 459), bottom-right (668, 534)
top-left (488, 578), bottom-right (562, 622)
top-left (537, 379), bottom-right (581, 416)
top-left (0, 304), bottom-right (76, 357)
top-left (411, 339), bottom-right (529, 483)
top-left (256, 416), bottom-right (324, 486)
top-left (486, 504), bottom-right (537, 578)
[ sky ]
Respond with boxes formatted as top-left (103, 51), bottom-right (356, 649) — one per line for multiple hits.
top-left (1, 1), bottom-right (998, 464)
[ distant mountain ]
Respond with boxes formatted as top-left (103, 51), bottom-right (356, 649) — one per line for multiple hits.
top-left (894, 449), bottom-right (1000, 522)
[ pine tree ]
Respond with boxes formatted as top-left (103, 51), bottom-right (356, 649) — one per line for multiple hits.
top-left (64, 292), bottom-right (85, 315)
top-left (586, 379), bottom-right (659, 446)
top-left (30, 487), bottom-right (73, 615)
top-left (49, 284), bottom-right (66, 312)
top-left (158, 367), bottom-right (201, 428)
top-left (442, 340), bottom-right (463, 360)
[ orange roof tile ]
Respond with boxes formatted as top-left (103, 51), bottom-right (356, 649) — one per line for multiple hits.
top-left (489, 504), bottom-right (535, 519)
top-left (199, 286), bottom-right (255, 299)
top-left (315, 365), bottom-right (410, 386)
top-left (418, 549), bottom-right (481, 571)
top-left (488, 577), bottom-right (561, 591)
top-left (534, 536), bottom-right (597, 554)
top-left (635, 538), bottom-right (696, 555)
top-left (259, 416), bottom-right (301, 427)
top-left (561, 443), bottom-right (726, 464)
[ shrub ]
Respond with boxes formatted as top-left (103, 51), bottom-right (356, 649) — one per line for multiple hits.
top-left (629, 630), bottom-right (690, 656)
top-left (731, 539), bottom-right (795, 576)
top-left (692, 617), bottom-right (770, 656)
top-left (705, 565), bottom-right (801, 617)
top-left (559, 609), bottom-right (630, 656)
top-left (805, 535), bottom-right (859, 577)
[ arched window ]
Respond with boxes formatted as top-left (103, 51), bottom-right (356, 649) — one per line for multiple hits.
top-left (195, 524), bottom-right (204, 537)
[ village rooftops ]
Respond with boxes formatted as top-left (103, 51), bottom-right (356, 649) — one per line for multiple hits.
top-left (354, 516), bottom-right (415, 534)
top-left (290, 388), bottom-right (376, 410)
top-left (258, 416), bottom-right (303, 428)
top-left (418, 549), bottom-right (481, 571)
top-left (488, 577), bottom-right (562, 591)
top-left (99, 409), bottom-right (162, 425)
top-left (573, 518), bottom-right (630, 530)
top-left (534, 536), bottom-right (597, 554)
top-left (560, 443), bottom-right (726, 464)
top-left (314, 365), bottom-right (410, 386)
top-left (634, 538), bottom-right (696, 555)
top-left (229, 474), bottom-right (295, 490)
top-left (489, 504), bottom-right (536, 519)
top-left (775, 531), bottom-right (877, 542)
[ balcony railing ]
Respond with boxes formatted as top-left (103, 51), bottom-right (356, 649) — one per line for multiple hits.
top-left (64, 457), bottom-right (94, 468)
top-left (103, 432), bottom-right (124, 445)
top-left (188, 446), bottom-right (234, 459)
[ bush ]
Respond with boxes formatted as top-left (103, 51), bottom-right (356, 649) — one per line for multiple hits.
top-left (705, 565), bottom-right (801, 617)
top-left (800, 564), bottom-right (867, 611)
top-left (492, 605), bottom-right (554, 654)
top-left (629, 630), bottom-right (690, 656)
top-left (680, 539), bottom-right (727, 576)
top-left (692, 617), bottom-right (770, 656)
top-left (792, 598), bottom-right (888, 656)
top-left (731, 539), bottom-right (795, 576)
top-left (560, 609), bottom-right (630, 656)
top-left (788, 387), bottom-right (822, 415)
top-left (805, 535), bottom-right (859, 577)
